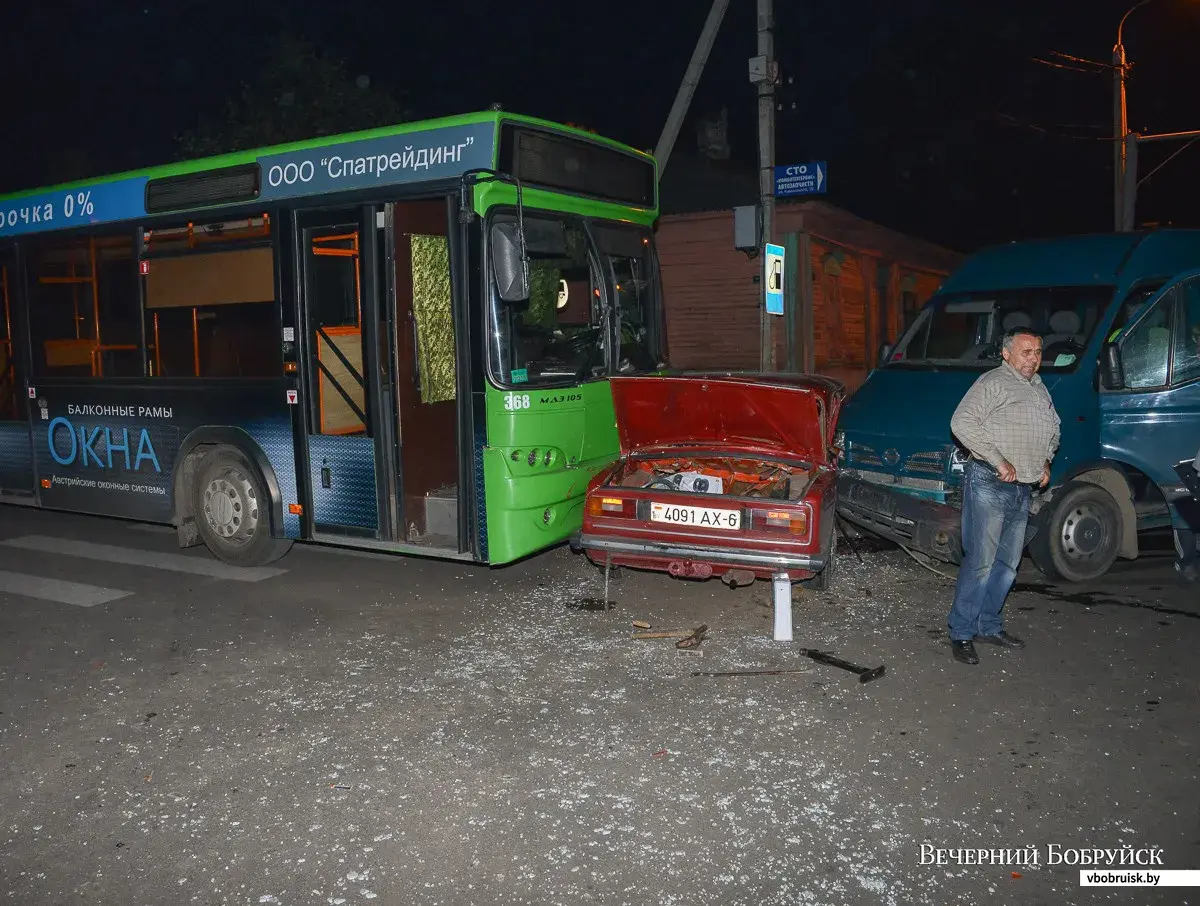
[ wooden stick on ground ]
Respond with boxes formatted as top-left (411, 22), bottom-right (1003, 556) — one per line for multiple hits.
top-left (632, 629), bottom-right (694, 639)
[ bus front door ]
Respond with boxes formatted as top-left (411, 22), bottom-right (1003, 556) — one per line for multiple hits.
top-left (297, 207), bottom-right (393, 541)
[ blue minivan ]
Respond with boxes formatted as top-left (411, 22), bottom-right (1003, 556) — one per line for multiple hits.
top-left (836, 229), bottom-right (1200, 583)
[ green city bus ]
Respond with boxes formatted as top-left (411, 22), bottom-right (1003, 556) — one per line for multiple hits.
top-left (0, 111), bottom-right (665, 566)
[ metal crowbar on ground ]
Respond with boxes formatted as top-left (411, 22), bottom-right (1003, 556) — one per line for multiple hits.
top-left (800, 649), bottom-right (886, 683)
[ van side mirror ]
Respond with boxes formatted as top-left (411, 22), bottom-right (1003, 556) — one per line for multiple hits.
top-left (1100, 343), bottom-right (1125, 390)
top-left (491, 221), bottom-right (530, 302)
top-left (876, 342), bottom-right (892, 368)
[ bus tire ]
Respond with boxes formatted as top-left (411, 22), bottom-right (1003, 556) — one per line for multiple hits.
top-left (1027, 480), bottom-right (1121, 584)
top-left (192, 445), bottom-right (292, 567)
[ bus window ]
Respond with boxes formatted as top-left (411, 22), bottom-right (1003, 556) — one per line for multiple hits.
top-left (489, 213), bottom-right (604, 386)
top-left (592, 224), bottom-right (663, 373)
top-left (409, 233), bottom-right (455, 404)
top-left (141, 215), bottom-right (281, 379)
top-left (307, 224), bottom-right (366, 434)
top-left (27, 233), bottom-right (141, 378)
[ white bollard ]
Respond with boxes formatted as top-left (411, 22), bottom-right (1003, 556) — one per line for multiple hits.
top-left (773, 572), bottom-right (793, 642)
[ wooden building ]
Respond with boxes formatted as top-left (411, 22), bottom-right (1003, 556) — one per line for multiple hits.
top-left (655, 131), bottom-right (963, 392)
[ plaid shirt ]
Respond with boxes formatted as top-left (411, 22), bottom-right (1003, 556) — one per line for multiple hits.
top-left (950, 360), bottom-right (1061, 484)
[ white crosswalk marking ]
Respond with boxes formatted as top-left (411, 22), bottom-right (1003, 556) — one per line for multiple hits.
top-left (0, 536), bottom-right (287, 582)
top-left (0, 570), bottom-right (131, 607)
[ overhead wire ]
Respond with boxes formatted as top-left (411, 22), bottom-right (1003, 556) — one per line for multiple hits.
top-left (1137, 136), bottom-right (1200, 186)
top-left (993, 112), bottom-right (1113, 141)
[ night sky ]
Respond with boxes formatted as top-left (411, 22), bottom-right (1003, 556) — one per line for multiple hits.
top-left (3, 0), bottom-right (1198, 252)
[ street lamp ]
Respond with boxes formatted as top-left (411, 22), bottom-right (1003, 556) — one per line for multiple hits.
top-left (1113, 0), bottom-right (1196, 230)
top-left (1113, 0), bottom-right (1157, 231)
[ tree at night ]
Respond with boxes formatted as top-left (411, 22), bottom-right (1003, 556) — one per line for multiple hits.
top-left (177, 32), bottom-right (409, 157)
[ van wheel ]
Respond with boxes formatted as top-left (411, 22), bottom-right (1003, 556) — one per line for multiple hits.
top-left (192, 446), bottom-right (292, 567)
top-left (802, 531), bottom-right (837, 591)
top-left (1028, 480), bottom-right (1121, 583)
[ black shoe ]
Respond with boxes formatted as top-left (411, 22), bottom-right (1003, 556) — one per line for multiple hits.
top-left (951, 640), bottom-right (979, 664)
top-left (1176, 559), bottom-right (1200, 582)
top-left (975, 631), bottom-right (1025, 649)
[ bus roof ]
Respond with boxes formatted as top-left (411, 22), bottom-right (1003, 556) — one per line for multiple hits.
top-left (0, 111), bottom-right (657, 237)
top-left (938, 229), bottom-right (1200, 293)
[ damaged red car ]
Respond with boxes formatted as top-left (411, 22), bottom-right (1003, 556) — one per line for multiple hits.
top-left (573, 373), bottom-right (845, 588)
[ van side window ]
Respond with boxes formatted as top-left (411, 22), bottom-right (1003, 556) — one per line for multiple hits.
top-left (1172, 278), bottom-right (1200, 386)
top-left (1108, 282), bottom-right (1165, 342)
top-left (1122, 294), bottom-right (1174, 390)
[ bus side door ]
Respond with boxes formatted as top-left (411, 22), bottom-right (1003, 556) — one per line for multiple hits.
top-left (296, 207), bottom-right (390, 539)
top-left (0, 244), bottom-right (34, 499)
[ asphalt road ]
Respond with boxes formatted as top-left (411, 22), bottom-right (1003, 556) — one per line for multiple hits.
top-left (0, 505), bottom-right (1196, 906)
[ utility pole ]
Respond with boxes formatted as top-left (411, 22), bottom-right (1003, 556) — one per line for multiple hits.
top-left (753, 0), bottom-right (777, 371)
top-left (1122, 132), bottom-right (1138, 231)
top-left (1113, 41), bottom-right (1128, 231)
top-left (1122, 128), bottom-right (1200, 230)
top-left (654, 0), bottom-right (731, 178)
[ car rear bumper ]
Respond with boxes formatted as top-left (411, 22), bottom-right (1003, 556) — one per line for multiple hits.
top-left (836, 474), bottom-right (962, 563)
top-left (575, 532), bottom-right (826, 576)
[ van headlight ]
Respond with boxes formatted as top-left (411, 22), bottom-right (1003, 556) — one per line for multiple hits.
top-left (833, 430), bottom-right (846, 460)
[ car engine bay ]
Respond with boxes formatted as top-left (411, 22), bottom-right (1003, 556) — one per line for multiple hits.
top-left (608, 456), bottom-right (815, 500)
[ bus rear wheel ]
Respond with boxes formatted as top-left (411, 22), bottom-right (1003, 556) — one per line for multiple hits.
top-left (192, 446), bottom-right (291, 567)
top-left (1028, 480), bottom-right (1121, 584)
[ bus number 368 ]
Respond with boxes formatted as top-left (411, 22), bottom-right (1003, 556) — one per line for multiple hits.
top-left (503, 393), bottom-right (531, 411)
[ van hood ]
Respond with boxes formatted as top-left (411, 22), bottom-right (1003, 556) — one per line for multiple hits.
top-left (610, 372), bottom-right (844, 465)
top-left (838, 366), bottom-right (1065, 475)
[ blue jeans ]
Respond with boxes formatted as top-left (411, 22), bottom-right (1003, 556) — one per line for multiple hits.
top-left (948, 461), bottom-right (1032, 641)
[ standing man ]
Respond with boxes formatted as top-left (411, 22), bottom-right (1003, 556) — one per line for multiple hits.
top-left (947, 326), bottom-right (1061, 665)
top-left (1172, 445), bottom-right (1200, 582)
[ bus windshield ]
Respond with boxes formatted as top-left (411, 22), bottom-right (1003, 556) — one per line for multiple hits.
top-left (887, 285), bottom-right (1114, 371)
top-left (488, 213), bottom-right (663, 387)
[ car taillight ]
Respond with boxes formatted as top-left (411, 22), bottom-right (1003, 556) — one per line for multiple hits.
top-left (759, 508), bottom-right (807, 535)
top-left (588, 496), bottom-right (636, 518)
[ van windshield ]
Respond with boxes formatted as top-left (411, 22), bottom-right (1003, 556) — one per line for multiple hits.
top-left (886, 286), bottom-right (1114, 371)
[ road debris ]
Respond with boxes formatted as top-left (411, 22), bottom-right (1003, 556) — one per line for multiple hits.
top-left (631, 628), bottom-right (696, 640)
top-left (674, 624), bottom-right (708, 649)
top-left (691, 667), bottom-right (813, 678)
top-left (567, 597), bottom-right (615, 612)
top-left (630, 623), bottom-right (708, 649)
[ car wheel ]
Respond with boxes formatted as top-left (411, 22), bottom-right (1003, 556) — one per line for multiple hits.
top-left (192, 446), bottom-right (292, 567)
top-left (1028, 480), bottom-right (1121, 583)
top-left (802, 528), bottom-right (837, 591)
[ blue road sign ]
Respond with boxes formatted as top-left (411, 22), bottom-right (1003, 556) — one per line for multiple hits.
top-left (764, 243), bottom-right (785, 316)
top-left (774, 162), bottom-right (827, 198)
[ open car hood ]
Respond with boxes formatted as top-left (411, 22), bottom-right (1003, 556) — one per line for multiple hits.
top-left (610, 372), bottom-right (843, 465)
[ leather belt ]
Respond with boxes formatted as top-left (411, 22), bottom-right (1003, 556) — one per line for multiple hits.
top-left (970, 457), bottom-right (1040, 488)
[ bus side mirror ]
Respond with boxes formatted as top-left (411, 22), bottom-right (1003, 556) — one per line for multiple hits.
top-left (876, 342), bottom-right (892, 368)
top-left (1100, 343), bottom-right (1125, 390)
top-left (491, 222), bottom-right (530, 303)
